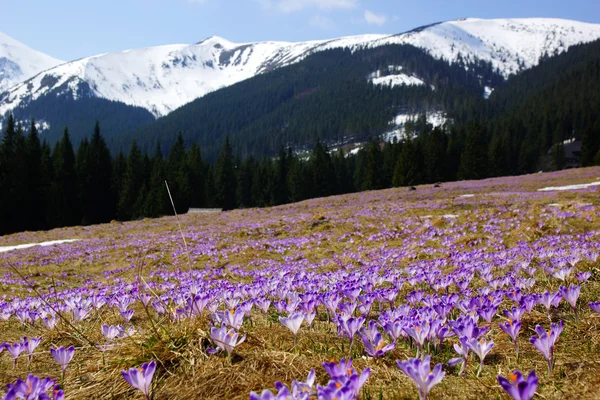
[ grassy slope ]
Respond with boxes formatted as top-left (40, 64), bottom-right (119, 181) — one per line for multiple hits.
top-left (1, 167), bottom-right (600, 399)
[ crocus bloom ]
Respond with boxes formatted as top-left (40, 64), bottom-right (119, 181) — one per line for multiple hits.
top-left (497, 370), bottom-right (538, 400)
top-left (499, 319), bottom-right (521, 357)
top-left (4, 374), bottom-right (59, 400)
top-left (589, 302), bottom-right (600, 314)
top-left (291, 369), bottom-right (316, 398)
top-left (249, 386), bottom-right (292, 400)
top-left (102, 324), bottom-right (121, 340)
top-left (321, 358), bottom-right (370, 398)
top-left (279, 313), bottom-right (304, 337)
top-left (122, 360), bottom-right (156, 399)
top-left (396, 355), bottom-right (445, 400)
top-left (529, 321), bottom-right (563, 375)
top-left (466, 338), bottom-right (494, 377)
top-left (559, 285), bottom-right (580, 317)
top-left (50, 346), bottom-right (75, 374)
top-left (209, 324), bottom-right (246, 356)
top-left (120, 309), bottom-right (135, 322)
top-left (448, 336), bottom-right (469, 375)
top-left (360, 331), bottom-right (395, 357)
top-left (25, 336), bottom-right (43, 362)
top-left (6, 340), bottom-right (26, 367)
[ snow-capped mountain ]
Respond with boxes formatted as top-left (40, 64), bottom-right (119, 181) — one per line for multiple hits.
top-left (1, 18), bottom-right (600, 119)
top-left (0, 31), bottom-right (63, 93)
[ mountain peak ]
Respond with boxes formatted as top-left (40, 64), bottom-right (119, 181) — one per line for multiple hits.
top-left (0, 31), bottom-right (63, 92)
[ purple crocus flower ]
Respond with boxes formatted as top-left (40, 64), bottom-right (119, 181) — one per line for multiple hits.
top-left (4, 374), bottom-right (60, 400)
top-left (360, 330), bottom-right (395, 357)
top-left (448, 336), bottom-right (469, 375)
top-left (42, 315), bottom-right (59, 330)
top-left (497, 370), bottom-right (538, 400)
top-left (6, 340), bottom-right (26, 368)
top-left (25, 336), bottom-right (42, 363)
top-left (249, 386), bottom-right (292, 400)
top-left (576, 271), bottom-right (592, 282)
top-left (404, 320), bottom-right (430, 357)
top-left (529, 320), bottom-right (564, 375)
top-left (279, 312), bottom-right (304, 338)
top-left (50, 346), bottom-right (75, 376)
top-left (320, 358), bottom-right (370, 398)
top-left (209, 324), bottom-right (246, 356)
top-left (396, 355), bottom-right (445, 400)
top-left (122, 360), bottom-right (156, 400)
top-left (537, 290), bottom-right (562, 320)
top-left (336, 316), bottom-right (365, 349)
top-left (589, 302), bottom-right (600, 314)
top-left (120, 309), bottom-right (135, 322)
top-left (466, 338), bottom-right (494, 377)
top-left (101, 324), bottom-right (121, 340)
top-left (499, 319), bottom-right (521, 357)
top-left (559, 284), bottom-right (580, 317)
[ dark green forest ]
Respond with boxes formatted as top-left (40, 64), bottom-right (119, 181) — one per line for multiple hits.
top-left (0, 39), bottom-right (599, 235)
top-left (118, 44), bottom-right (501, 161)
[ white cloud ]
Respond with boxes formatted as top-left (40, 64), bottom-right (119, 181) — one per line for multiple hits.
top-left (310, 14), bottom-right (336, 30)
top-left (259, 0), bottom-right (358, 13)
top-left (364, 10), bottom-right (387, 26)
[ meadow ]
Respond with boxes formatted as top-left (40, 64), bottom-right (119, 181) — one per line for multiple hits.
top-left (1, 167), bottom-right (600, 399)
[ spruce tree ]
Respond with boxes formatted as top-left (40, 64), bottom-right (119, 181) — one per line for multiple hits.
top-left (87, 122), bottom-right (114, 223)
top-left (118, 141), bottom-right (143, 220)
top-left (25, 120), bottom-right (43, 231)
top-left (214, 136), bottom-right (236, 210)
top-left (458, 123), bottom-right (489, 180)
top-left (50, 128), bottom-right (79, 227)
top-left (310, 140), bottom-right (334, 198)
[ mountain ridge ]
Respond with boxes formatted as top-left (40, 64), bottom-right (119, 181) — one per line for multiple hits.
top-left (2, 17), bottom-right (600, 122)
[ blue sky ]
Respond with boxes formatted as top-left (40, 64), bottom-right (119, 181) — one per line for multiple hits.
top-left (4, 0), bottom-right (600, 61)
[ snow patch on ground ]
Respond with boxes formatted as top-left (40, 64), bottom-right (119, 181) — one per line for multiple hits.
top-left (0, 239), bottom-right (80, 254)
top-left (538, 182), bottom-right (600, 192)
top-left (458, 194), bottom-right (475, 198)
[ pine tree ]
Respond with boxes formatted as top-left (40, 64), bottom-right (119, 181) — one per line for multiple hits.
top-left (393, 140), bottom-right (418, 187)
top-left (49, 128), bottom-right (79, 227)
top-left (237, 156), bottom-right (256, 208)
top-left (86, 122), bottom-right (114, 223)
top-left (310, 140), bottom-right (334, 198)
top-left (40, 141), bottom-right (54, 229)
top-left (167, 133), bottom-right (190, 213)
top-left (458, 123), bottom-right (489, 180)
top-left (25, 119), bottom-right (43, 231)
top-left (187, 143), bottom-right (207, 208)
top-left (143, 144), bottom-right (168, 217)
top-left (76, 138), bottom-right (91, 224)
top-left (362, 140), bottom-right (383, 191)
top-left (118, 141), bottom-right (143, 220)
top-left (273, 146), bottom-right (289, 205)
top-left (0, 115), bottom-right (17, 233)
top-left (214, 136), bottom-right (237, 210)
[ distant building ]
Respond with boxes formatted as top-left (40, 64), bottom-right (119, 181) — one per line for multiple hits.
top-left (563, 139), bottom-right (581, 168)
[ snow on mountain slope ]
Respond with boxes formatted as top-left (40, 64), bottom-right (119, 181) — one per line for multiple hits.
top-left (371, 18), bottom-right (600, 77)
top-left (0, 31), bottom-right (63, 92)
top-left (1, 18), bottom-right (600, 119)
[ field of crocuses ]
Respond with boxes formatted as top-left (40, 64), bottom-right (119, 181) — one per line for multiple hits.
top-left (1, 167), bottom-right (600, 400)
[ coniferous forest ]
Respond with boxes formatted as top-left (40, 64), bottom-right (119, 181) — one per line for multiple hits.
top-left (1, 39), bottom-right (600, 235)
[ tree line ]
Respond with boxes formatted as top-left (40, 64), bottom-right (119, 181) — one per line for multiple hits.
top-left (0, 110), bottom-right (567, 236)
